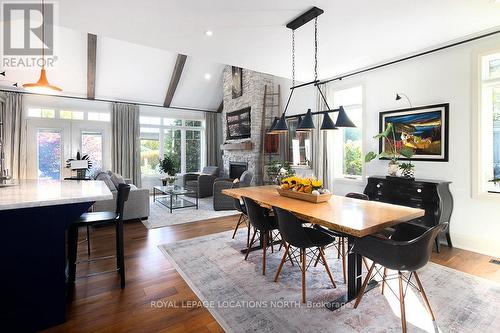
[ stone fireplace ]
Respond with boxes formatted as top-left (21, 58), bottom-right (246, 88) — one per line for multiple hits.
top-left (221, 66), bottom-right (280, 185)
top-left (229, 162), bottom-right (248, 180)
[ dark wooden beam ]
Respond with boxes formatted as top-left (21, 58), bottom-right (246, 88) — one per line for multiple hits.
top-left (163, 54), bottom-right (187, 107)
top-left (216, 101), bottom-right (223, 113)
top-left (87, 33), bottom-right (97, 99)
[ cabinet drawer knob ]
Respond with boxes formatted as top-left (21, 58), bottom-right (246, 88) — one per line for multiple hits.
top-left (376, 184), bottom-right (381, 188)
top-left (417, 189), bottom-right (422, 193)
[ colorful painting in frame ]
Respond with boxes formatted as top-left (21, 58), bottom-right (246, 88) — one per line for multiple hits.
top-left (379, 103), bottom-right (449, 161)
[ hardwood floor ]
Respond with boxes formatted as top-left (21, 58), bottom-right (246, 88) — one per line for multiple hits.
top-left (44, 216), bottom-right (499, 333)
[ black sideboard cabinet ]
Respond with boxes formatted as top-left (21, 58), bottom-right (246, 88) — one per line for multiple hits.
top-left (364, 176), bottom-right (453, 252)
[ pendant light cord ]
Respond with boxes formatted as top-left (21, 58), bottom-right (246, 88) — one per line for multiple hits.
top-left (41, 0), bottom-right (45, 68)
top-left (292, 29), bottom-right (295, 87)
top-left (314, 17), bottom-right (318, 81)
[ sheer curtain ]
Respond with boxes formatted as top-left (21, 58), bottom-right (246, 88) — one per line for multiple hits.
top-left (111, 102), bottom-right (141, 187)
top-left (0, 92), bottom-right (26, 179)
top-left (312, 85), bottom-right (332, 190)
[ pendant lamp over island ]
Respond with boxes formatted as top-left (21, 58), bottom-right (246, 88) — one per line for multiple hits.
top-left (269, 6), bottom-right (355, 135)
top-left (23, 0), bottom-right (62, 94)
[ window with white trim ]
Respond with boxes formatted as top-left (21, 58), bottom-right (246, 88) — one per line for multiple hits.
top-left (330, 85), bottom-right (363, 179)
top-left (479, 52), bottom-right (500, 193)
top-left (139, 117), bottom-right (205, 176)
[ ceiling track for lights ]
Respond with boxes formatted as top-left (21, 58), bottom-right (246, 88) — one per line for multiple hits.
top-left (269, 6), bottom-right (356, 134)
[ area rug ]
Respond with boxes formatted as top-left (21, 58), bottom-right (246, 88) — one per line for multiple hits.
top-left (142, 197), bottom-right (238, 229)
top-left (159, 230), bottom-right (500, 333)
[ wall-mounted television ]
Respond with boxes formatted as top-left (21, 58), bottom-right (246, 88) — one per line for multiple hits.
top-left (226, 107), bottom-right (251, 140)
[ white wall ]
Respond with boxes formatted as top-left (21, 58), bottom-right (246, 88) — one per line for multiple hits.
top-left (321, 34), bottom-right (500, 257)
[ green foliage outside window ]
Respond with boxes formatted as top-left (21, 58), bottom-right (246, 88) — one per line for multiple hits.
top-left (344, 140), bottom-right (362, 176)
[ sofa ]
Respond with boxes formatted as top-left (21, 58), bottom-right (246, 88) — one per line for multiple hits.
top-left (183, 166), bottom-right (220, 198)
top-left (91, 171), bottom-right (150, 221)
top-left (213, 171), bottom-right (253, 211)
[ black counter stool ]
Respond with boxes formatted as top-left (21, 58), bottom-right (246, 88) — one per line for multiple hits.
top-left (273, 206), bottom-right (337, 303)
top-left (353, 222), bottom-right (447, 333)
top-left (68, 183), bottom-right (131, 289)
top-left (242, 196), bottom-right (280, 275)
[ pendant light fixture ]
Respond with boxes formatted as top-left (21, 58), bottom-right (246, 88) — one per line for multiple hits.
top-left (268, 117), bottom-right (279, 134)
top-left (23, 0), bottom-right (62, 94)
top-left (320, 112), bottom-right (337, 130)
top-left (268, 7), bottom-right (356, 134)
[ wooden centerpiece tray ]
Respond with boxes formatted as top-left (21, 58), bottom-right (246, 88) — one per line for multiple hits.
top-left (276, 188), bottom-right (332, 203)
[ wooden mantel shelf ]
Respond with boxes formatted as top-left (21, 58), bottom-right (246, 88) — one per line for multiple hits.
top-left (220, 142), bottom-right (253, 150)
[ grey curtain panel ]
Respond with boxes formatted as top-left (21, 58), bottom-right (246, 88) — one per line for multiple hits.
top-left (312, 85), bottom-right (331, 190)
top-left (111, 102), bottom-right (141, 187)
top-left (0, 92), bottom-right (26, 179)
top-left (205, 111), bottom-right (221, 167)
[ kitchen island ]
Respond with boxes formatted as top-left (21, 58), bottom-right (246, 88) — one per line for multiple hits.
top-left (0, 180), bottom-right (112, 332)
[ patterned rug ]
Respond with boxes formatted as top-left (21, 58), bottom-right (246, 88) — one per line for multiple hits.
top-left (142, 197), bottom-right (238, 229)
top-left (159, 230), bottom-right (500, 333)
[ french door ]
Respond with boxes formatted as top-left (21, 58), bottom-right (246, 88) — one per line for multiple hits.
top-left (27, 119), bottom-right (110, 180)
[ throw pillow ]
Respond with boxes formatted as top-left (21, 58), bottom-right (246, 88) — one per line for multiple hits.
top-left (109, 172), bottom-right (126, 188)
top-left (95, 172), bottom-right (117, 191)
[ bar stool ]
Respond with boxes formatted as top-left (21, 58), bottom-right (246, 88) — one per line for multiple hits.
top-left (68, 183), bottom-right (131, 289)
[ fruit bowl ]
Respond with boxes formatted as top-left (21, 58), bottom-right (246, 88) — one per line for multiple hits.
top-left (276, 187), bottom-right (332, 203)
top-left (277, 176), bottom-right (332, 203)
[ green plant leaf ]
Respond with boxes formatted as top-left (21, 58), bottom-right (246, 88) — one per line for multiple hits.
top-left (379, 151), bottom-right (396, 159)
top-left (364, 151), bottom-right (377, 163)
top-left (400, 147), bottom-right (415, 159)
top-left (373, 123), bottom-right (393, 139)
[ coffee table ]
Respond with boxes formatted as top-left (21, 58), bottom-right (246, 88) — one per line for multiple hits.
top-left (152, 185), bottom-right (198, 213)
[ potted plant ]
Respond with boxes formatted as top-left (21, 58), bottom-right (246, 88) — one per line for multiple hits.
top-left (399, 162), bottom-right (415, 179)
top-left (266, 160), bottom-right (295, 184)
top-left (159, 154), bottom-right (180, 186)
top-left (365, 123), bottom-right (414, 176)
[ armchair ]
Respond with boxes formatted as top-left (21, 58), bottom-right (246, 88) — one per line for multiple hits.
top-left (183, 166), bottom-right (220, 198)
top-left (213, 171), bottom-right (253, 211)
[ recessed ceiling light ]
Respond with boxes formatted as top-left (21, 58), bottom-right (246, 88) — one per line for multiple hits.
top-left (204, 73), bottom-right (211, 80)
top-left (205, 30), bottom-right (213, 36)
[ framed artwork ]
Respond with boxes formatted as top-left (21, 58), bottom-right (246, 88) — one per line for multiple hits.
top-left (379, 103), bottom-right (449, 161)
top-left (231, 66), bottom-right (243, 99)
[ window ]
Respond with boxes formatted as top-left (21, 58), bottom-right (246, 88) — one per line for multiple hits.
top-left (478, 52), bottom-right (500, 193)
top-left (28, 108), bottom-right (55, 118)
top-left (28, 108), bottom-right (110, 122)
top-left (81, 132), bottom-right (103, 173)
top-left (287, 119), bottom-right (312, 167)
top-left (60, 110), bottom-right (84, 120)
top-left (331, 86), bottom-right (363, 179)
top-left (37, 129), bottom-right (62, 180)
top-left (87, 112), bottom-right (111, 122)
top-left (139, 116), bottom-right (205, 175)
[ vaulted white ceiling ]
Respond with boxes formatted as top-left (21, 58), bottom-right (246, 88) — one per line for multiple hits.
top-left (56, 0), bottom-right (500, 81)
top-left (1, 0), bottom-right (499, 109)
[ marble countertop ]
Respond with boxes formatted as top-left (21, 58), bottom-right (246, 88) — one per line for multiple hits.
top-left (0, 180), bottom-right (113, 210)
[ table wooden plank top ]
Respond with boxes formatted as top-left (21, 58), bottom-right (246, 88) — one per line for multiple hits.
top-left (222, 185), bottom-right (425, 237)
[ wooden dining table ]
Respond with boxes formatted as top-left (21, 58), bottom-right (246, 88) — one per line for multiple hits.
top-left (222, 185), bottom-right (425, 310)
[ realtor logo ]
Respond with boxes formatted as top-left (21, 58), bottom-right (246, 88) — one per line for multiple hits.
top-left (2, 2), bottom-right (54, 56)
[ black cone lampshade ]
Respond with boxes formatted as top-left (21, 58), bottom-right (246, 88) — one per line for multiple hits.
top-left (395, 93), bottom-right (402, 100)
top-left (272, 113), bottom-right (288, 133)
top-left (268, 117), bottom-right (279, 134)
top-left (297, 115), bottom-right (303, 128)
top-left (296, 109), bottom-right (315, 131)
top-left (320, 112), bottom-right (337, 130)
top-left (335, 106), bottom-right (356, 128)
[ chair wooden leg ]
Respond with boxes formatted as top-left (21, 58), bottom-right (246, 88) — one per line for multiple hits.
top-left (301, 248), bottom-right (306, 303)
top-left (354, 262), bottom-right (376, 308)
top-left (398, 271), bottom-right (407, 333)
top-left (319, 248), bottom-right (336, 288)
top-left (381, 267), bottom-right (388, 295)
top-left (413, 271), bottom-right (436, 321)
top-left (274, 244), bottom-right (290, 282)
top-left (232, 214), bottom-right (243, 239)
top-left (245, 229), bottom-right (257, 260)
top-left (262, 232), bottom-right (267, 275)
top-left (362, 257), bottom-right (370, 270)
top-left (341, 239), bottom-right (347, 284)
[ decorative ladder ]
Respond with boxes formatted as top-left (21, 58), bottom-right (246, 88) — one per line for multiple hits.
top-left (259, 84), bottom-right (281, 185)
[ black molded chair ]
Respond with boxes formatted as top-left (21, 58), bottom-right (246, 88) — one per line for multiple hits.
top-left (242, 197), bottom-right (279, 275)
top-left (353, 222), bottom-right (448, 333)
top-left (68, 184), bottom-right (131, 289)
top-left (273, 207), bottom-right (337, 303)
top-left (314, 192), bottom-right (370, 283)
top-left (232, 198), bottom-right (251, 248)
